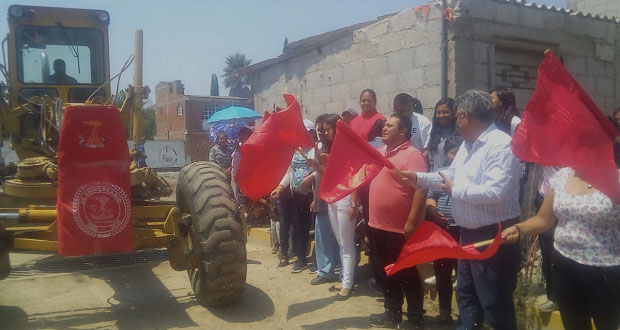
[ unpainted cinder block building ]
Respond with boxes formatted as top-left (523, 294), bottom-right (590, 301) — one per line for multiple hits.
top-left (247, 0), bottom-right (620, 120)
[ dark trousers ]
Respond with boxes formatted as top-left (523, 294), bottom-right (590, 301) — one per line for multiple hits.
top-left (367, 226), bottom-right (387, 288)
top-left (552, 250), bottom-right (620, 330)
top-left (456, 220), bottom-right (521, 330)
top-left (534, 193), bottom-right (557, 300)
top-left (433, 225), bottom-right (460, 313)
top-left (291, 192), bottom-right (313, 264)
top-left (360, 185), bottom-right (387, 287)
top-left (371, 227), bottom-right (424, 320)
top-left (277, 197), bottom-right (295, 259)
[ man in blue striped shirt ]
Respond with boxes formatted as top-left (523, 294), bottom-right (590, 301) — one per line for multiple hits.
top-left (404, 90), bottom-right (522, 330)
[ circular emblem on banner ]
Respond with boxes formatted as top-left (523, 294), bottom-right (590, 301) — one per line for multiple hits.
top-left (72, 182), bottom-right (131, 238)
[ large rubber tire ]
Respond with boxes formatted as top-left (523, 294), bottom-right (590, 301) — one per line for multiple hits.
top-left (176, 161), bottom-right (246, 306)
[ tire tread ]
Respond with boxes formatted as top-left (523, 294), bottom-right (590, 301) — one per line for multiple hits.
top-left (177, 161), bottom-right (246, 306)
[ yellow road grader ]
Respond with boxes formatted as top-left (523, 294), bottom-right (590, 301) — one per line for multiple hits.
top-left (0, 5), bottom-right (246, 306)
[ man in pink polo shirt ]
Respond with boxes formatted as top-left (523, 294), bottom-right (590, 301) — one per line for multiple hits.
top-left (367, 113), bottom-right (428, 330)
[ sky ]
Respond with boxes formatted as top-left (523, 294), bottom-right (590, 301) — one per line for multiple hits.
top-left (0, 0), bottom-right (567, 101)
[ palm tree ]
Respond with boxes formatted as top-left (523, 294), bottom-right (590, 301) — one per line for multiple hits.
top-left (223, 53), bottom-right (252, 97)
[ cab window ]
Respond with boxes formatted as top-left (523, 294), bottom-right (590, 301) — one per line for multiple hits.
top-left (16, 25), bottom-right (105, 85)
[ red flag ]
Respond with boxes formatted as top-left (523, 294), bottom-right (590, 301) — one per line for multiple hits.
top-left (57, 105), bottom-right (132, 256)
top-left (511, 51), bottom-right (620, 203)
top-left (414, 4), bottom-right (431, 18)
top-left (318, 120), bottom-right (394, 203)
top-left (236, 94), bottom-right (314, 201)
top-left (384, 222), bottom-right (501, 276)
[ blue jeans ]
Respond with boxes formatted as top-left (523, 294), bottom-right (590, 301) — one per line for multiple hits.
top-left (456, 220), bottom-right (520, 330)
top-left (314, 212), bottom-right (341, 279)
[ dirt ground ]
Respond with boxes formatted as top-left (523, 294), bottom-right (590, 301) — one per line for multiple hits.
top-left (0, 238), bottom-right (458, 330)
top-left (0, 170), bottom-right (461, 330)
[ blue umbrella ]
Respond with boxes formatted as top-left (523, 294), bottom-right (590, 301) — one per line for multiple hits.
top-left (206, 105), bottom-right (261, 124)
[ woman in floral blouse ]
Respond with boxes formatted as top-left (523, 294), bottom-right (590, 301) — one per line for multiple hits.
top-left (502, 165), bottom-right (620, 330)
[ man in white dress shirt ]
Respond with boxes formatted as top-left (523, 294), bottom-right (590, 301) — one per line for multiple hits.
top-left (393, 93), bottom-right (432, 158)
top-left (404, 90), bottom-right (522, 330)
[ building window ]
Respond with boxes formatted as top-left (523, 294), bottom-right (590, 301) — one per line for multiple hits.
top-left (177, 103), bottom-right (183, 116)
top-left (203, 103), bottom-right (224, 121)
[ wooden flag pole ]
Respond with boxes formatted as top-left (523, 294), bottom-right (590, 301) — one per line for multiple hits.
top-left (472, 238), bottom-right (495, 248)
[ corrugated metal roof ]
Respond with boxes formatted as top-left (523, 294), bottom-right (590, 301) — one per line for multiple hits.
top-left (490, 0), bottom-right (620, 23)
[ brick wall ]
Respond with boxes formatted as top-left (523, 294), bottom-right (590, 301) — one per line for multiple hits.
top-left (155, 81), bottom-right (253, 162)
top-left (155, 81), bottom-right (186, 139)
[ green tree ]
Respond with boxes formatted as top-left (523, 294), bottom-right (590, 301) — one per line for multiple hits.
top-left (112, 89), bottom-right (127, 108)
top-left (210, 73), bottom-right (219, 96)
top-left (223, 53), bottom-right (252, 97)
top-left (142, 102), bottom-right (156, 140)
top-left (111, 90), bottom-right (155, 139)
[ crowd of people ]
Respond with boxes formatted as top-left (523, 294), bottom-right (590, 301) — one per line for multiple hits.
top-left (207, 87), bottom-right (620, 330)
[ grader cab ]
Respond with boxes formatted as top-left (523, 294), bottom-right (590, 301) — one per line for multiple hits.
top-left (0, 5), bottom-right (247, 306)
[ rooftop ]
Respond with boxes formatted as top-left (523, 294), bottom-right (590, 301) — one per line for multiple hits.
top-left (244, 14), bottom-right (396, 74)
top-left (490, 0), bottom-right (620, 23)
top-left (245, 0), bottom-right (619, 74)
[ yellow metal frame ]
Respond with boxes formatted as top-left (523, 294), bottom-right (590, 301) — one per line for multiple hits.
top-left (3, 204), bottom-right (197, 270)
top-left (0, 6), bottom-right (178, 269)
top-left (2, 5), bottom-right (112, 159)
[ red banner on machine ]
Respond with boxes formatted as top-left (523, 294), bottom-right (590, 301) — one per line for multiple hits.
top-left (56, 105), bottom-right (132, 256)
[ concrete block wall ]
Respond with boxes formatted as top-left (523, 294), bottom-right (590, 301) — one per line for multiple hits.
top-left (455, 0), bottom-right (620, 114)
top-left (251, 7), bottom-right (444, 120)
top-left (0, 139), bottom-right (188, 169)
top-left (127, 140), bottom-right (187, 168)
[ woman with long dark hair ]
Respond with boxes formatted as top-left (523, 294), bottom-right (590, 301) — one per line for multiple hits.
top-left (490, 87), bottom-right (520, 136)
top-left (427, 97), bottom-right (458, 171)
top-left (320, 114), bottom-right (357, 300)
top-left (491, 87), bottom-right (530, 207)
